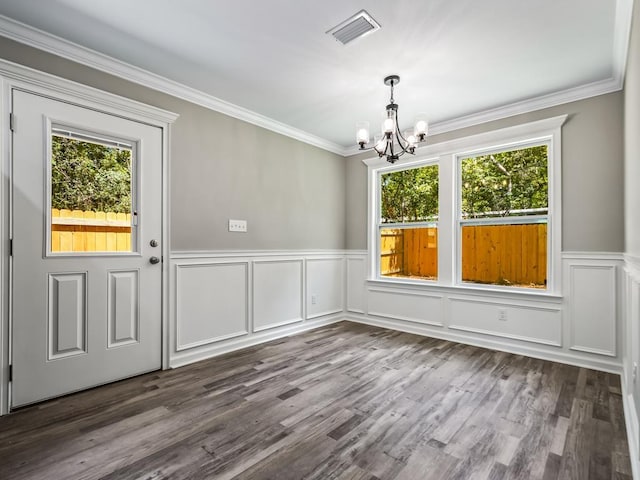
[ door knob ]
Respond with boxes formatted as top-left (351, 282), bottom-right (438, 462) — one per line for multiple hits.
top-left (149, 256), bottom-right (160, 265)
top-left (150, 239), bottom-right (158, 247)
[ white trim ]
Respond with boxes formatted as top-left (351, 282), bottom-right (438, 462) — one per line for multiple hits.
top-left (345, 314), bottom-right (622, 374)
top-left (0, 11), bottom-right (632, 159)
top-left (174, 262), bottom-right (250, 352)
top-left (564, 251), bottom-right (625, 261)
top-left (0, 15), bottom-right (344, 156)
top-left (365, 116), bottom-right (566, 298)
top-left (0, 76), bottom-right (8, 415)
top-left (613, 0), bottom-right (635, 87)
top-left (0, 67), bottom-right (177, 415)
top-left (251, 257), bottom-right (304, 333)
top-left (622, 364), bottom-right (640, 480)
top-left (368, 287), bottom-right (445, 327)
top-left (446, 324), bottom-right (561, 348)
top-left (161, 123), bottom-right (172, 370)
top-left (0, 60), bottom-right (178, 125)
top-left (568, 263), bottom-right (618, 357)
top-left (171, 249), bottom-right (352, 259)
top-left (252, 317), bottom-right (303, 333)
top-left (307, 308), bottom-right (344, 320)
top-left (170, 315), bottom-right (343, 368)
top-left (365, 277), bottom-right (563, 302)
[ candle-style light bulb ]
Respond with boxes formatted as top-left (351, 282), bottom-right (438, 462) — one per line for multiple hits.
top-left (383, 117), bottom-right (395, 134)
top-left (414, 113), bottom-right (428, 141)
top-left (356, 121), bottom-right (370, 148)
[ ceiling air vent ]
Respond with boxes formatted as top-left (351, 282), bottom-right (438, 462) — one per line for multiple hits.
top-left (327, 10), bottom-right (380, 45)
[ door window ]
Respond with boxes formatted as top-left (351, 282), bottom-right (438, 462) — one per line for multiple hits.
top-left (48, 127), bottom-right (137, 254)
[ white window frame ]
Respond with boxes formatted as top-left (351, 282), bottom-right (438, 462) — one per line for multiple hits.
top-left (376, 159), bottom-right (440, 284)
top-left (455, 139), bottom-right (552, 292)
top-left (364, 115), bottom-right (566, 296)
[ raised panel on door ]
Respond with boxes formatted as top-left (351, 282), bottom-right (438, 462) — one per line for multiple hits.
top-left (48, 272), bottom-right (87, 360)
top-left (107, 270), bottom-right (140, 348)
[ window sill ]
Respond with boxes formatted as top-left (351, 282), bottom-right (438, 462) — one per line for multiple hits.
top-left (366, 278), bottom-right (563, 303)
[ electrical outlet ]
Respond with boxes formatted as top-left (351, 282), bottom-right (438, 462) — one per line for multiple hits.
top-left (228, 219), bottom-right (247, 232)
top-left (498, 309), bottom-right (507, 321)
top-left (311, 294), bottom-right (317, 305)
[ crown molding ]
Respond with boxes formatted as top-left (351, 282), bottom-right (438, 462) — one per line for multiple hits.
top-left (613, 0), bottom-right (635, 86)
top-left (343, 76), bottom-right (623, 158)
top-left (0, 14), bottom-right (347, 156)
top-left (0, 3), bottom-right (632, 160)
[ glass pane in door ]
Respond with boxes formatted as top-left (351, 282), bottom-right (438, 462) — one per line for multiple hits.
top-left (50, 129), bottom-right (135, 253)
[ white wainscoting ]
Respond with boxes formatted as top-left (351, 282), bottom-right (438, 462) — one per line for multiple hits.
top-left (346, 251), bottom-right (623, 373)
top-left (169, 251), bottom-right (346, 367)
top-left (368, 287), bottom-right (444, 327)
top-left (346, 255), bottom-right (366, 313)
top-left (170, 250), bottom-right (624, 374)
top-left (622, 255), bottom-right (640, 477)
top-left (448, 297), bottom-right (562, 347)
top-left (306, 257), bottom-right (344, 319)
top-left (175, 262), bottom-right (249, 351)
top-left (253, 259), bottom-right (304, 332)
top-left (565, 257), bottom-right (618, 356)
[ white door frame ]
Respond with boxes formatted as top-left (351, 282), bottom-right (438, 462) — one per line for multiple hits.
top-left (0, 59), bottom-right (179, 415)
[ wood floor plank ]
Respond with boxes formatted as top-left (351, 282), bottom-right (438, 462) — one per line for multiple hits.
top-left (0, 321), bottom-right (632, 480)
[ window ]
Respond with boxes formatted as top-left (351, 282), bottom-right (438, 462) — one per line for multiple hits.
top-left (49, 128), bottom-right (135, 254)
top-left (459, 144), bottom-right (548, 289)
top-left (378, 163), bottom-right (438, 281)
top-left (366, 116), bottom-right (565, 294)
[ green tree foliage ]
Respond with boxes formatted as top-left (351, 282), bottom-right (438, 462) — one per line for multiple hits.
top-left (381, 164), bottom-right (438, 223)
top-left (51, 136), bottom-right (132, 213)
top-left (461, 145), bottom-right (548, 217)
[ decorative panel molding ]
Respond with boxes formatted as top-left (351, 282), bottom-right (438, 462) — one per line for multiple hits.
top-left (368, 287), bottom-right (444, 327)
top-left (346, 257), bottom-right (366, 313)
top-left (623, 258), bottom-right (640, 467)
top-left (47, 272), bottom-right (87, 360)
top-left (448, 297), bottom-right (562, 347)
top-left (166, 250), bottom-right (625, 380)
top-left (306, 257), bottom-right (344, 319)
top-left (107, 270), bottom-right (140, 348)
top-left (175, 262), bottom-right (249, 351)
top-left (252, 259), bottom-right (303, 332)
top-left (568, 263), bottom-right (617, 356)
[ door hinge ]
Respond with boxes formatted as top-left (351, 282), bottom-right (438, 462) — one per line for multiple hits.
top-left (8, 364), bottom-right (12, 382)
top-left (8, 238), bottom-right (12, 256)
top-left (9, 112), bottom-right (15, 132)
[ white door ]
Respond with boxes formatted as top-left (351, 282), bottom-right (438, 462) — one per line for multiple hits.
top-left (11, 89), bottom-right (163, 407)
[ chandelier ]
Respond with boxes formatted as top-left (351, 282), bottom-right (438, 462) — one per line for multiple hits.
top-left (356, 75), bottom-right (428, 163)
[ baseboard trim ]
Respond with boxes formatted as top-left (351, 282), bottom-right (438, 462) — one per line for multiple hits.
top-left (622, 365), bottom-right (640, 480)
top-left (345, 314), bottom-right (622, 374)
top-left (169, 315), bottom-right (343, 368)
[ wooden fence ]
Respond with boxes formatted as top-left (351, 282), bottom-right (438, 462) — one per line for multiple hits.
top-left (381, 223), bottom-right (547, 286)
top-left (51, 209), bottom-right (131, 252)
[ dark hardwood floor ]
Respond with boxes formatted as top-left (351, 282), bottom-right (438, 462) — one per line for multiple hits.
top-left (0, 322), bottom-right (633, 479)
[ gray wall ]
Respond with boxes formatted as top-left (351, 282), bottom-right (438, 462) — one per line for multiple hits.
top-left (346, 92), bottom-right (625, 252)
top-left (0, 37), bottom-right (346, 251)
top-left (0, 35), bottom-right (625, 254)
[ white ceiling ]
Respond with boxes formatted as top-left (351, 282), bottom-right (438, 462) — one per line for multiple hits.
top-left (0, 0), bottom-right (631, 154)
